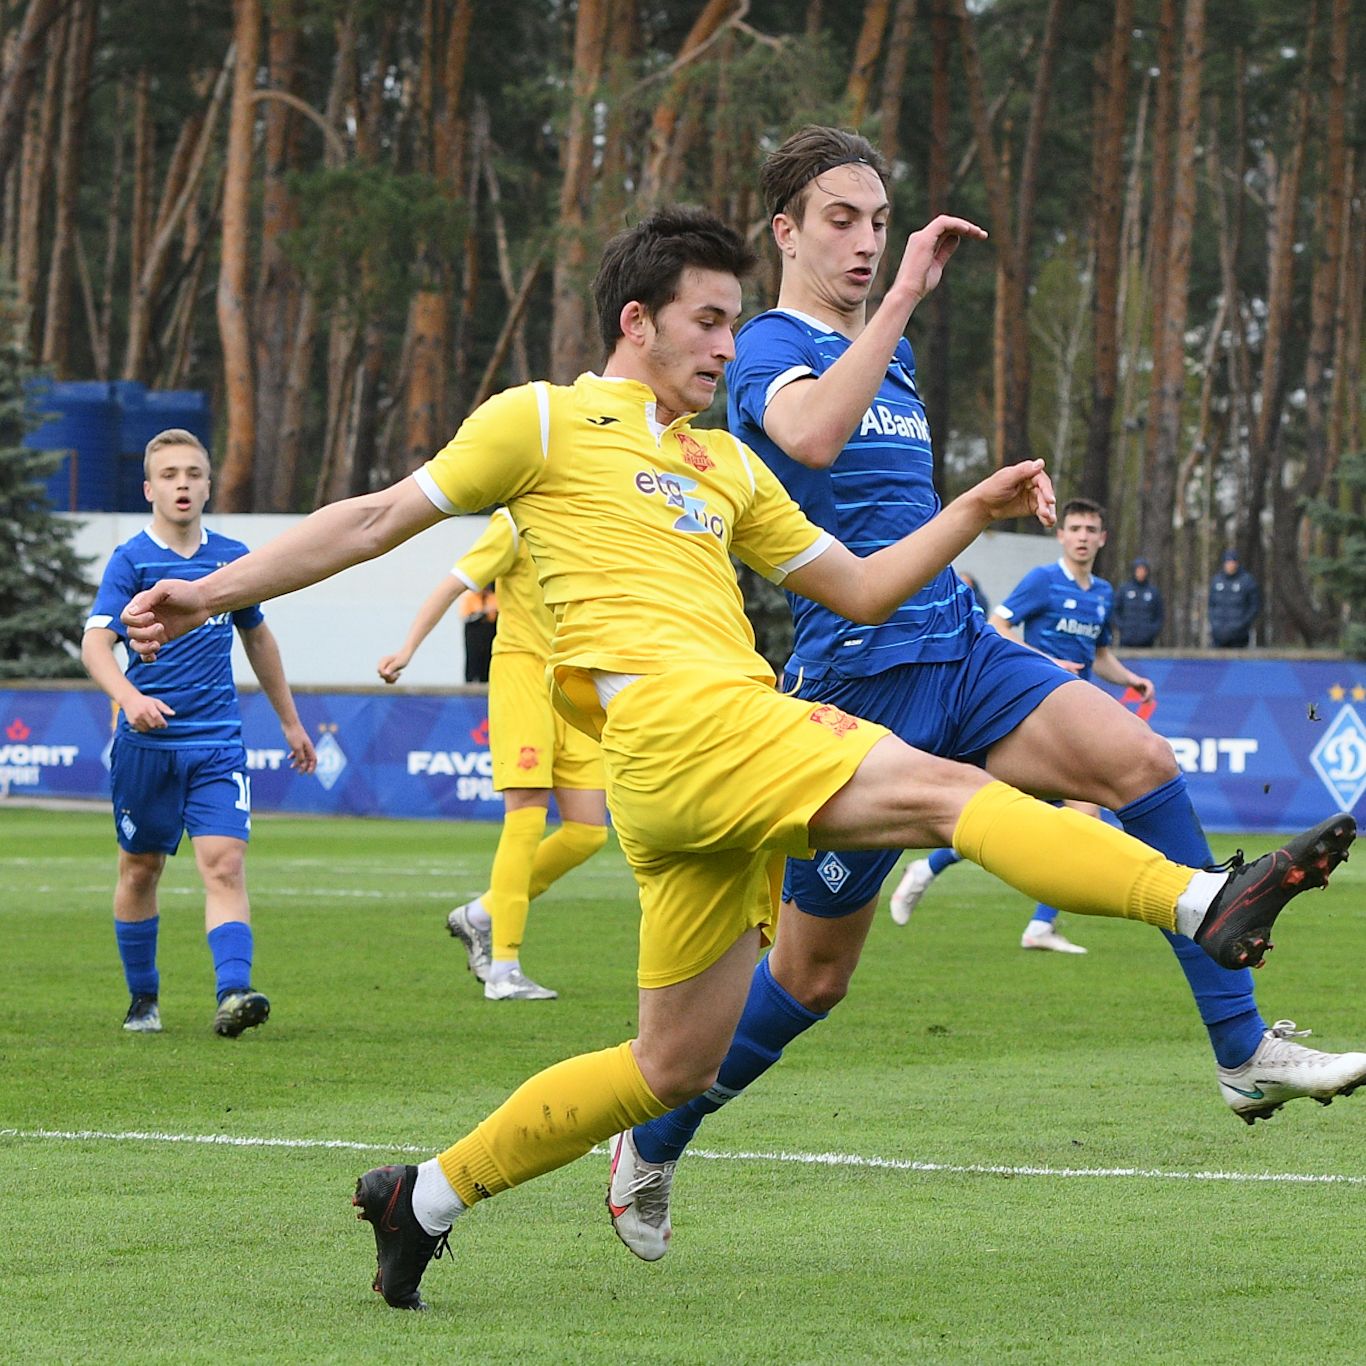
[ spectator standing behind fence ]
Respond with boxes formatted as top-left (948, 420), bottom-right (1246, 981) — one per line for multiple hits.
top-left (1209, 549), bottom-right (1260, 648)
top-left (458, 586), bottom-right (498, 682)
top-left (1113, 557), bottom-right (1164, 648)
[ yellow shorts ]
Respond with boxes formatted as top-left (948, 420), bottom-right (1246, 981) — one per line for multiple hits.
top-left (598, 667), bottom-right (887, 988)
top-left (488, 651), bottom-right (606, 792)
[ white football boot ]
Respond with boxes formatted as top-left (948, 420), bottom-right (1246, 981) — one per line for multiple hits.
top-left (1020, 919), bottom-right (1088, 954)
top-left (446, 901), bottom-right (493, 982)
top-left (606, 1129), bottom-right (676, 1261)
top-left (483, 966), bottom-right (557, 1001)
top-left (889, 858), bottom-right (936, 926)
top-left (1217, 1020), bottom-right (1366, 1124)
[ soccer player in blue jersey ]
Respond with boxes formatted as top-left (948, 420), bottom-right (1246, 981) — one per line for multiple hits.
top-left (606, 128), bottom-right (1366, 1260)
top-left (81, 429), bottom-right (316, 1036)
top-left (893, 497), bottom-right (1155, 953)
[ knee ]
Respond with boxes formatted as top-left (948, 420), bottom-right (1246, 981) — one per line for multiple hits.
top-left (636, 1047), bottom-right (723, 1111)
top-left (785, 961), bottom-right (851, 1014)
top-left (1124, 729), bottom-right (1180, 798)
top-left (118, 853), bottom-right (163, 895)
top-left (198, 846), bottom-right (246, 890)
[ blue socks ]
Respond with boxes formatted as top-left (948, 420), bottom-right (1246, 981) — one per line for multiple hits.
top-left (927, 847), bottom-right (962, 876)
top-left (1116, 775), bottom-right (1265, 1068)
top-left (115, 916), bottom-right (160, 997)
top-left (207, 921), bottom-right (254, 1003)
top-left (632, 955), bottom-right (825, 1164)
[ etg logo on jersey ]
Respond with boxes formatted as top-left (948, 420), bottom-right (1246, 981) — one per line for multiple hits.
top-left (808, 704), bottom-right (860, 737)
top-left (1310, 704), bottom-right (1366, 812)
top-left (634, 468), bottom-right (725, 539)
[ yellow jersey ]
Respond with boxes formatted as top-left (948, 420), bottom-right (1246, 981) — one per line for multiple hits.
top-left (452, 507), bottom-right (552, 658)
top-left (416, 373), bottom-right (831, 733)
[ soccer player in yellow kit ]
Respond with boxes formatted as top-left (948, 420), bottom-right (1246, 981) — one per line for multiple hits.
top-left (121, 208), bottom-right (1354, 1311)
top-left (377, 510), bottom-right (608, 998)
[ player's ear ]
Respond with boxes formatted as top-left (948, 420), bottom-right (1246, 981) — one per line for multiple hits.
top-left (772, 212), bottom-right (798, 257)
top-left (619, 300), bottom-right (649, 346)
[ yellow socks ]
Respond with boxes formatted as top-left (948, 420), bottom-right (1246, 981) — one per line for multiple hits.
top-left (953, 781), bottom-right (1189, 930)
top-left (486, 805), bottom-right (547, 961)
top-left (527, 820), bottom-right (608, 900)
top-left (436, 1040), bottom-right (667, 1204)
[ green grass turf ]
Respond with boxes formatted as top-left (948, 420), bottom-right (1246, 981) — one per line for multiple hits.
top-left (2, 806), bottom-right (1365, 1363)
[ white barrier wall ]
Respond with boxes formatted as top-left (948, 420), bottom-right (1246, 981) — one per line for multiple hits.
top-left (65, 513), bottom-right (1062, 687)
top-left (66, 512), bottom-right (493, 688)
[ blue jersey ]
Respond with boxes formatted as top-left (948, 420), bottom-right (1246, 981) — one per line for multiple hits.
top-left (727, 308), bottom-right (977, 680)
top-left (86, 528), bottom-right (264, 748)
top-left (995, 559), bottom-right (1112, 680)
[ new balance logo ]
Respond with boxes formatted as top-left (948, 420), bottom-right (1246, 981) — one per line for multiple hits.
top-left (587, 415), bottom-right (619, 426)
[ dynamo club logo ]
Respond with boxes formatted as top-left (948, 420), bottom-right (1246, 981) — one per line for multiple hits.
top-left (1310, 704), bottom-right (1366, 812)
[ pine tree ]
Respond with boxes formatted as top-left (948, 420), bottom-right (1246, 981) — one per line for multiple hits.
top-left (1306, 447), bottom-right (1366, 659)
top-left (0, 277), bottom-right (94, 679)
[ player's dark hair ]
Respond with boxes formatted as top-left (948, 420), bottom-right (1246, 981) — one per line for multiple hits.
top-left (593, 207), bottom-right (758, 353)
top-left (1060, 497), bottom-right (1106, 527)
top-left (761, 125), bottom-right (890, 224)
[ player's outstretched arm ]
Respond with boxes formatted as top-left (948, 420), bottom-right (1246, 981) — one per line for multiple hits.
top-left (786, 460), bottom-right (1054, 624)
top-left (123, 478), bottom-right (446, 659)
top-left (239, 622), bottom-right (317, 773)
top-left (377, 574), bottom-right (465, 683)
top-left (765, 214), bottom-right (987, 470)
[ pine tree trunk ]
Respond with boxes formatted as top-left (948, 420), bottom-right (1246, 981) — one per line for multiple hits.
top-left (876, 0), bottom-right (916, 170)
top-left (847, 0), bottom-right (892, 126)
top-left (0, 0), bottom-right (65, 187)
top-left (215, 0), bottom-right (262, 511)
top-left (40, 0), bottom-right (95, 377)
top-left (550, 0), bottom-right (608, 383)
top-left (1141, 0), bottom-right (1205, 583)
top-left (924, 0), bottom-right (952, 489)
top-left (1081, 0), bottom-right (1133, 510)
top-left (15, 8), bottom-right (63, 350)
top-left (253, 2), bottom-right (303, 509)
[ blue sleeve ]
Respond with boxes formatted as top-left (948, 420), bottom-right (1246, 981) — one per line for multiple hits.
top-left (86, 546), bottom-right (138, 640)
top-left (1098, 584), bottom-right (1114, 649)
top-left (999, 567), bottom-right (1050, 626)
top-left (728, 315), bottom-right (819, 434)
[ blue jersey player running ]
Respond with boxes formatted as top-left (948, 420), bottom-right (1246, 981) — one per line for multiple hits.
top-left (606, 126), bottom-right (1366, 1261)
top-left (892, 497), bottom-right (1155, 954)
top-left (81, 429), bottom-right (316, 1036)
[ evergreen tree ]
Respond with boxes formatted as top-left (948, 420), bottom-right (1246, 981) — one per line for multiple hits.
top-left (1306, 447), bottom-right (1366, 659)
top-left (0, 278), bottom-right (93, 679)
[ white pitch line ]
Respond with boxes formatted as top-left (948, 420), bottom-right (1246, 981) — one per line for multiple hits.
top-left (2, 1127), bottom-right (1363, 1187)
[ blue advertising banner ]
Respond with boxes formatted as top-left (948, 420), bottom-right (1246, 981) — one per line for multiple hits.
top-left (0, 687), bottom-right (503, 822)
top-left (3, 659), bottom-right (1365, 831)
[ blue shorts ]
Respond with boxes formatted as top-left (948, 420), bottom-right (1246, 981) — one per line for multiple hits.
top-left (782, 627), bottom-right (1070, 916)
top-left (109, 739), bottom-right (252, 854)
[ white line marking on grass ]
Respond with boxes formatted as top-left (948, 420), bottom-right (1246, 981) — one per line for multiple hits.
top-left (3, 1127), bottom-right (1363, 1187)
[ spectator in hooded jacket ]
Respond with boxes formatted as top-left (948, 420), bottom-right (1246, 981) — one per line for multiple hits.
top-left (1113, 557), bottom-right (1164, 647)
top-left (1209, 548), bottom-right (1261, 648)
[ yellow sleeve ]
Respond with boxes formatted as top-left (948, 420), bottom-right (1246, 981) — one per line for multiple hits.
top-left (729, 440), bottom-right (830, 582)
top-left (418, 386), bottom-right (545, 514)
top-left (451, 510), bottom-right (518, 591)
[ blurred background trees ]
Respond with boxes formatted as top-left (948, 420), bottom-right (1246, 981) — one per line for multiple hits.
top-left (0, 0), bottom-right (1360, 647)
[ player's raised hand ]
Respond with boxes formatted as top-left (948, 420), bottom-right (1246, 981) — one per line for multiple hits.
top-left (121, 692), bottom-right (175, 731)
top-left (893, 214), bottom-right (988, 303)
top-left (121, 578), bottom-right (211, 660)
top-left (969, 459), bottom-right (1056, 528)
top-left (376, 651), bottom-right (410, 684)
top-left (282, 721), bottom-right (317, 774)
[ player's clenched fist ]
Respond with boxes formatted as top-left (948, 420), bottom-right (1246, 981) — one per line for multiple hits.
top-left (121, 578), bottom-right (210, 660)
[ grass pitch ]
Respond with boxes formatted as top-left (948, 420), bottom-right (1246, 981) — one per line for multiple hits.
top-left (2, 806), bottom-right (1365, 1364)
